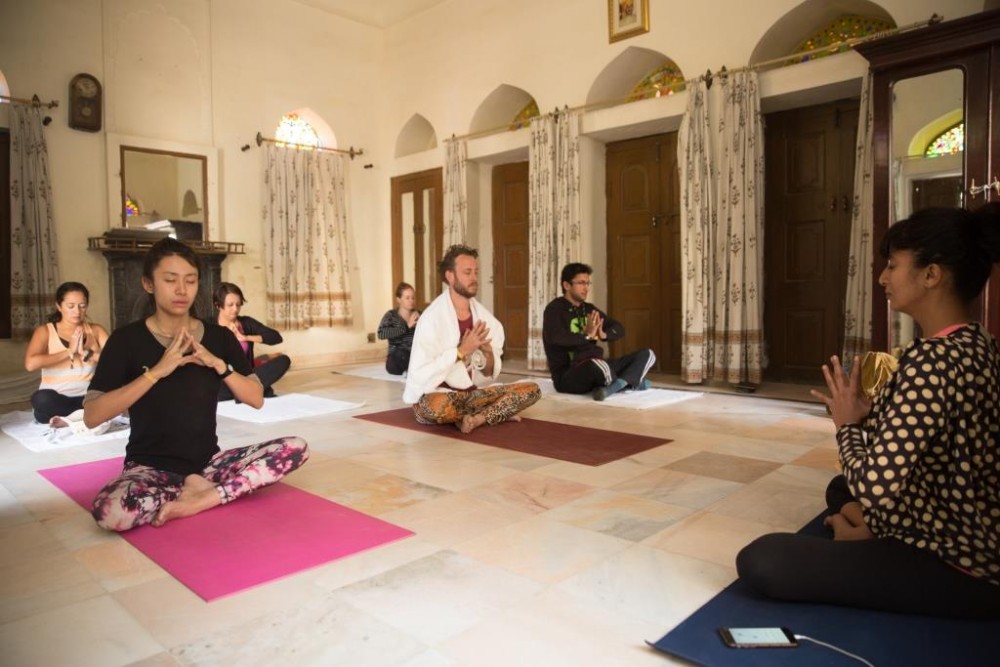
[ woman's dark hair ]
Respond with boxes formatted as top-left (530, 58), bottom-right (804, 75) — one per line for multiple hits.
top-left (47, 282), bottom-right (90, 323)
top-left (438, 244), bottom-right (478, 283)
top-left (880, 203), bottom-right (1000, 303)
top-left (142, 237), bottom-right (200, 281)
top-left (142, 238), bottom-right (201, 316)
top-left (394, 282), bottom-right (414, 299)
top-left (560, 262), bottom-right (593, 289)
top-left (214, 282), bottom-right (246, 310)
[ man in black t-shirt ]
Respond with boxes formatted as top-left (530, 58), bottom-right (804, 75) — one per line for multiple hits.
top-left (542, 262), bottom-right (656, 401)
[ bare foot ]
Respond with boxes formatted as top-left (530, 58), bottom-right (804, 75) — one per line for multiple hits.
top-left (458, 413), bottom-right (487, 434)
top-left (505, 415), bottom-right (522, 423)
top-left (153, 474), bottom-right (222, 527)
top-left (824, 512), bottom-right (874, 541)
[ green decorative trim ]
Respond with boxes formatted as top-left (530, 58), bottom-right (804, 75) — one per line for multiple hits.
top-left (510, 99), bottom-right (540, 130)
top-left (629, 61), bottom-right (686, 101)
top-left (792, 14), bottom-right (894, 63)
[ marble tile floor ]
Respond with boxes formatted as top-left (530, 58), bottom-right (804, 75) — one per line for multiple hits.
top-left (0, 365), bottom-right (840, 666)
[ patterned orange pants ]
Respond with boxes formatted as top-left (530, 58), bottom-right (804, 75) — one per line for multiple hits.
top-left (413, 382), bottom-right (541, 427)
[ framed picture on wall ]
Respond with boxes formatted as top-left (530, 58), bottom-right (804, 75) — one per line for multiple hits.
top-left (608, 0), bottom-right (649, 43)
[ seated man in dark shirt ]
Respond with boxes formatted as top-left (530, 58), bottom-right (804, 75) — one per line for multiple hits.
top-left (542, 262), bottom-right (656, 401)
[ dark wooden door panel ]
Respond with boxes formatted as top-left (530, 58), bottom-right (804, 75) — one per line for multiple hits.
top-left (492, 161), bottom-right (529, 360)
top-left (764, 100), bottom-right (857, 382)
top-left (606, 133), bottom-right (681, 373)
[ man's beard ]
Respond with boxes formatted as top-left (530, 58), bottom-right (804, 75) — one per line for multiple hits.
top-left (453, 281), bottom-right (478, 299)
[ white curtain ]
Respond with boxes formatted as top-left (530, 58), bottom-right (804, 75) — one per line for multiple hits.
top-left (678, 79), bottom-right (715, 383)
top-left (842, 73), bottom-right (875, 361)
top-left (262, 144), bottom-right (353, 330)
top-left (713, 71), bottom-right (765, 385)
top-left (443, 138), bottom-right (468, 248)
top-left (9, 104), bottom-right (60, 341)
top-left (527, 110), bottom-right (582, 370)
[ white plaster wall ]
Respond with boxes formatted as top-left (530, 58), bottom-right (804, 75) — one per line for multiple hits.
top-left (0, 0), bottom-right (987, 377)
top-left (207, 0), bottom-right (385, 367)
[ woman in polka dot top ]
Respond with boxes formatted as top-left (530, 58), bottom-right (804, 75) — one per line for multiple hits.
top-left (737, 204), bottom-right (1000, 618)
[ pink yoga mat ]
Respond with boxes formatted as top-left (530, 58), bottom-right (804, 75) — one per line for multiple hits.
top-left (39, 458), bottom-right (413, 601)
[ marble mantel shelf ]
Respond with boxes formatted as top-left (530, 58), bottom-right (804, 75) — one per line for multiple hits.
top-left (88, 237), bottom-right (246, 255)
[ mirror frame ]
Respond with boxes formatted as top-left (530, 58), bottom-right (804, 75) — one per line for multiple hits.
top-left (106, 133), bottom-right (220, 240)
top-left (118, 145), bottom-right (208, 232)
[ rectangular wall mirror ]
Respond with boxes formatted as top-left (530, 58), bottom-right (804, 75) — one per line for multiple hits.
top-left (120, 146), bottom-right (208, 238)
top-left (106, 133), bottom-right (219, 241)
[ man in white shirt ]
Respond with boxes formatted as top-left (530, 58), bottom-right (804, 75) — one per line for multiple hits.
top-left (403, 244), bottom-right (540, 433)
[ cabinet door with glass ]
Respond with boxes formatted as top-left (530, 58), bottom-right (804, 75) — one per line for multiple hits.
top-left (858, 10), bottom-right (1000, 351)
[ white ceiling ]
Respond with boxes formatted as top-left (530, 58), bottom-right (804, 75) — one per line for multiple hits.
top-left (289, 0), bottom-right (449, 28)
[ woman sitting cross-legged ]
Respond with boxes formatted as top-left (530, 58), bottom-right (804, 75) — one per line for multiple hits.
top-left (24, 282), bottom-right (110, 424)
top-left (84, 238), bottom-right (308, 532)
top-left (736, 205), bottom-right (1000, 618)
top-left (377, 281), bottom-right (420, 375)
top-left (211, 282), bottom-right (290, 400)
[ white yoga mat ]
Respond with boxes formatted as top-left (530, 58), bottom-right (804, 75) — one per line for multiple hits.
top-left (334, 363), bottom-right (406, 384)
top-left (522, 378), bottom-right (702, 410)
top-left (0, 411), bottom-right (131, 453)
top-left (216, 393), bottom-right (365, 423)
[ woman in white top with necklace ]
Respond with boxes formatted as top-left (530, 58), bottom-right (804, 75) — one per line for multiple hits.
top-left (24, 282), bottom-right (109, 423)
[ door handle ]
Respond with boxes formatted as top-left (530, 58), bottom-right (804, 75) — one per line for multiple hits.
top-left (842, 195), bottom-right (850, 213)
top-left (651, 215), bottom-right (659, 228)
top-left (830, 197), bottom-right (837, 212)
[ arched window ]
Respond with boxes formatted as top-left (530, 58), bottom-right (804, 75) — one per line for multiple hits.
top-left (792, 15), bottom-right (893, 63)
top-left (629, 61), bottom-right (686, 101)
top-left (924, 122), bottom-right (964, 157)
top-left (275, 113), bottom-right (321, 149)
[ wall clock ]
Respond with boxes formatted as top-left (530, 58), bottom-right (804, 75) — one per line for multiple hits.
top-left (69, 73), bottom-right (102, 132)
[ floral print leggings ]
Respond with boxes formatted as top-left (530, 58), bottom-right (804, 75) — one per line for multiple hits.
top-left (91, 436), bottom-right (309, 532)
top-left (413, 382), bottom-right (541, 427)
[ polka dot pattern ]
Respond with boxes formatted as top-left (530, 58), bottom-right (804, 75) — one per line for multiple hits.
top-left (837, 324), bottom-right (1000, 585)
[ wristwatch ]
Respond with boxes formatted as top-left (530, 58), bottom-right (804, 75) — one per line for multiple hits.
top-left (218, 363), bottom-right (234, 379)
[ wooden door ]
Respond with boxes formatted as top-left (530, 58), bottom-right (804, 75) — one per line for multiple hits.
top-left (764, 100), bottom-right (858, 382)
top-left (606, 133), bottom-right (681, 373)
top-left (390, 169), bottom-right (443, 309)
top-left (492, 162), bottom-right (529, 360)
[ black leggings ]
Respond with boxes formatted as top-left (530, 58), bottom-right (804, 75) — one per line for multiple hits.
top-left (385, 347), bottom-right (411, 375)
top-left (553, 348), bottom-right (655, 394)
top-left (218, 354), bottom-right (291, 401)
top-left (30, 389), bottom-right (84, 424)
top-left (736, 476), bottom-right (1000, 618)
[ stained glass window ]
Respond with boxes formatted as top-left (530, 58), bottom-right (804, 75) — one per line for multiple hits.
top-left (630, 61), bottom-right (686, 101)
top-left (510, 100), bottom-right (540, 130)
top-left (125, 195), bottom-right (140, 217)
top-left (275, 113), bottom-right (321, 149)
top-left (791, 15), bottom-right (894, 63)
top-left (925, 122), bottom-right (964, 157)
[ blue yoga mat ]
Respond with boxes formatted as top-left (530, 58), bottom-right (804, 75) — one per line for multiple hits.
top-left (649, 514), bottom-right (999, 666)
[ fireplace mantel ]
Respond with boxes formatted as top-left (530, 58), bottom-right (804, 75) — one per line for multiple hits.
top-left (89, 237), bottom-right (246, 329)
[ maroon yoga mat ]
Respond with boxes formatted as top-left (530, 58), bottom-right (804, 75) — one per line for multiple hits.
top-left (355, 407), bottom-right (671, 466)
